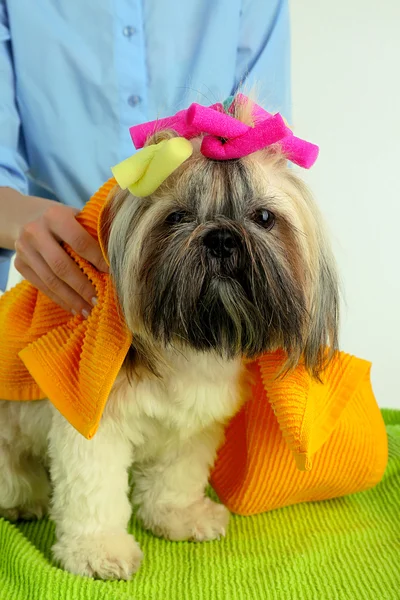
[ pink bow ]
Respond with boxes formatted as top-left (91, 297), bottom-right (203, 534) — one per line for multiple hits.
top-left (130, 94), bottom-right (319, 168)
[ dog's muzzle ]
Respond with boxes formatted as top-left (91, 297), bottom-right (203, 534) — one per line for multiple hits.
top-left (203, 228), bottom-right (237, 259)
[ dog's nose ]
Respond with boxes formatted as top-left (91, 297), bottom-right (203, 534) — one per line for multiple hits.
top-left (203, 229), bottom-right (236, 258)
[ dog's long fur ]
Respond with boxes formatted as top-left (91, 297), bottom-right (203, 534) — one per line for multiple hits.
top-left (0, 99), bottom-right (339, 579)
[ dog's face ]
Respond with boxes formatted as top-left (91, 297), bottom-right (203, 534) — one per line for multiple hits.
top-left (105, 130), bottom-right (339, 377)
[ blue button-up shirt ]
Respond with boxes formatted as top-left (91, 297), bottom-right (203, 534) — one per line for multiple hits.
top-left (0, 0), bottom-right (290, 288)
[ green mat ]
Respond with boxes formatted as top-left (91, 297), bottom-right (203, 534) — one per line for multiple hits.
top-left (1, 410), bottom-right (399, 600)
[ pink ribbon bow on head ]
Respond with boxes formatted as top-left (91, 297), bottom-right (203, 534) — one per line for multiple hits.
top-left (129, 94), bottom-right (319, 169)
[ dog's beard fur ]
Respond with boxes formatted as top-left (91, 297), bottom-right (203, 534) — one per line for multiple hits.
top-left (103, 126), bottom-right (339, 378)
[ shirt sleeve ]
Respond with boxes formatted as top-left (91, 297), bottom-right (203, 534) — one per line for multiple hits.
top-left (232, 0), bottom-right (291, 121)
top-left (0, 1), bottom-right (29, 194)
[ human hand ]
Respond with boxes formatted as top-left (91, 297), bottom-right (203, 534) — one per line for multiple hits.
top-left (14, 202), bottom-right (109, 316)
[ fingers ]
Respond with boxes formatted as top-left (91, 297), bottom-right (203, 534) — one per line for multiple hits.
top-left (14, 202), bottom-right (108, 315)
top-left (35, 229), bottom-right (97, 307)
top-left (15, 239), bottom-right (94, 317)
top-left (45, 207), bottom-right (109, 273)
top-left (14, 256), bottom-right (71, 314)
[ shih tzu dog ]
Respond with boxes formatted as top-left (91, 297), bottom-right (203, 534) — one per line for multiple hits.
top-left (0, 97), bottom-right (339, 580)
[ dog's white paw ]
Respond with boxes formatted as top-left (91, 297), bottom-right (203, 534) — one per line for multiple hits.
top-left (0, 499), bottom-right (48, 522)
top-left (140, 497), bottom-right (230, 542)
top-left (52, 532), bottom-right (143, 580)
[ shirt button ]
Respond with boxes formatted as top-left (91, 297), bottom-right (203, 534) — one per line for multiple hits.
top-left (123, 26), bottom-right (136, 37)
top-left (128, 95), bottom-right (142, 107)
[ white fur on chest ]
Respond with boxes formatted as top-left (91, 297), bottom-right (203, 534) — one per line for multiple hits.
top-left (107, 350), bottom-right (243, 455)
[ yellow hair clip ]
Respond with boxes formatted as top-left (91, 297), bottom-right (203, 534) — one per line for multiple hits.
top-left (111, 137), bottom-right (193, 197)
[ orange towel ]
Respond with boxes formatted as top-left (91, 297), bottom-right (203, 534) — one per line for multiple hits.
top-left (211, 351), bottom-right (388, 514)
top-left (0, 178), bottom-right (131, 439)
top-left (0, 179), bottom-right (388, 515)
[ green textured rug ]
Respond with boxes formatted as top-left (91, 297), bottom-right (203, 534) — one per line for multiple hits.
top-left (0, 409), bottom-right (399, 600)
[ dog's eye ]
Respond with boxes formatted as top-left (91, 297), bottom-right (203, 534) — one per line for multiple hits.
top-left (253, 209), bottom-right (275, 231)
top-left (166, 211), bottom-right (187, 225)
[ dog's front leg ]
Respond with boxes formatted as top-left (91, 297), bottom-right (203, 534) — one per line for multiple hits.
top-left (133, 423), bottom-right (229, 542)
top-left (48, 411), bottom-right (142, 580)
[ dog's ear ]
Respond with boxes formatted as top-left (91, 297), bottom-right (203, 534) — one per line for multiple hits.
top-left (280, 170), bottom-right (340, 378)
top-left (303, 237), bottom-right (340, 377)
top-left (98, 184), bottom-right (124, 266)
top-left (301, 193), bottom-right (340, 378)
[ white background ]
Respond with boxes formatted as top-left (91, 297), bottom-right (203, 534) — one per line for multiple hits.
top-left (290, 1), bottom-right (400, 408)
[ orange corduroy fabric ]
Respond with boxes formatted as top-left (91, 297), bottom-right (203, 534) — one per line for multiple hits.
top-left (211, 352), bottom-right (388, 514)
top-left (0, 179), bottom-right (388, 515)
top-left (0, 178), bottom-right (132, 439)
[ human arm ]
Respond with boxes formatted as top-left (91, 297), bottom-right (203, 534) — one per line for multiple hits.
top-left (0, 1), bottom-right (107, 312)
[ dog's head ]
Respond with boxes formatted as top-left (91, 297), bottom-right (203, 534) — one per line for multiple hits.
top-left (104, 103), bottom-right (339, 377)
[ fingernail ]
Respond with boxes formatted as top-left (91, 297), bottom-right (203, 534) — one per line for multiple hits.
top-left (91, 297), bottom-right (98, 306)
top-left (71, 309), bottom-right (77, 316)
top-left (82, 309), bottom-right (90, 319)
